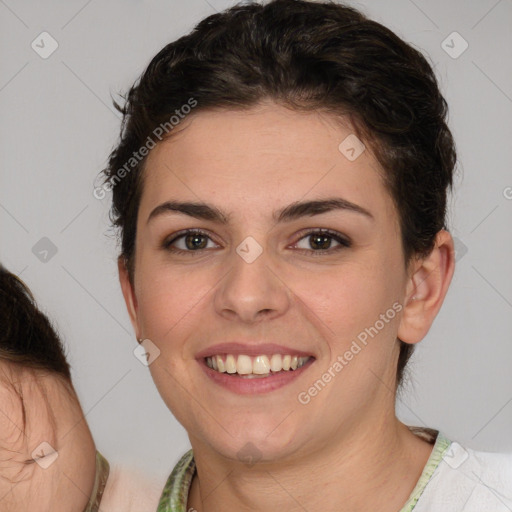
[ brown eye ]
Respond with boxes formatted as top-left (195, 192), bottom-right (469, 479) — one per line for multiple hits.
top-left (293, 229), bottom-right (351, 254)
top-left (183, 233), bottom-right (208, 250)
top-left (309, 233), bottom-right (334, 250)
top-left (163, 230), bottom-right (218, 253)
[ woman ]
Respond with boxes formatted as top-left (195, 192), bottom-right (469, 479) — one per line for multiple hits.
top-left (100, 0), bottom-right (512, 511)
top-left (0, 264), bottom-right (162, 511)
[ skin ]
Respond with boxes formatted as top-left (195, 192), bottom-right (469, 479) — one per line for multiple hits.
top-left (119, 101), bottom-right (455, 512)
top-left (0, 360), bottom-right (163, 512)
top-left (0, 361), bottom-right (97, 512)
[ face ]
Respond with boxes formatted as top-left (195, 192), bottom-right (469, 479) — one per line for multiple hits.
top-left (120, 102), bottom-right (417, 463)
top-left (0, 362), bottom-right (97, 511)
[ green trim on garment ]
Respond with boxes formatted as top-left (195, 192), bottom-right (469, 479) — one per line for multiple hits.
top-left (83, 450), bottom-right (110, 512)
top-left (156, 431), bottom-right (451, 512)
top-left (157, 449), bottom-right (195, 512)
top-left (399, 431), bottom-right (452, 512)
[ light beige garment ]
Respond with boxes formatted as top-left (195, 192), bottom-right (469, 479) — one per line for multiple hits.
top-left (84, 451), bottom-right (164, 512)
top-left (99, 464), bottom-right (164, 512)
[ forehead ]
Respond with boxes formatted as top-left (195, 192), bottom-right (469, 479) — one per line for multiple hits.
top-left (139, 103), bottom-right (396, 224)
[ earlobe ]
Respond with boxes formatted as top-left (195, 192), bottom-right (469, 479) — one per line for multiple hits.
top-left (117, 256), bottom-right (141, 340)
top-left (397, 230), bottom-right (455, 344)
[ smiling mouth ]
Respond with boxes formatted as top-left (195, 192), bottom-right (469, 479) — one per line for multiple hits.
top-left (204, 354), bottom-right (314, 378)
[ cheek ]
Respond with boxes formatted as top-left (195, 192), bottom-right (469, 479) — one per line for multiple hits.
top-left (60, 425), bottom-right (97, 506)
top-left (136, 264), bottom-right (215, 348)
top-left (292, 260), bottom-right (393, 338)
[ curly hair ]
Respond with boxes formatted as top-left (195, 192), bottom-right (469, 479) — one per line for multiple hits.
top-left (99, 0), bottom-right (457, 390)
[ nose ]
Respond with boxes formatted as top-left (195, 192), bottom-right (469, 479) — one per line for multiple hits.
top-left (213, 241), bottom-right (291, 323)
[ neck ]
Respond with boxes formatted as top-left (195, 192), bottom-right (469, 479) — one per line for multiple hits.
top-left (187, 415), bottom-right (434, 512)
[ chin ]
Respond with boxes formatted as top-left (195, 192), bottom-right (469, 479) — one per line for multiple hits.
top-left (203, 422), bottom-right (303, 465)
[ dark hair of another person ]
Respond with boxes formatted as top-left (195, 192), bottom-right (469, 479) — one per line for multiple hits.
top-left (0, 264), bottom-right (71, 381)
top-left (99, 0), bottom-right (457, 390)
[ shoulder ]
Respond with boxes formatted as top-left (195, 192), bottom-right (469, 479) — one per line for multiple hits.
top-left (415, 439), bottom-right (512, 511)
top-left (444, 441), bottom-right (512, 485)
top-left (99, 465), bottom-right (165, 512)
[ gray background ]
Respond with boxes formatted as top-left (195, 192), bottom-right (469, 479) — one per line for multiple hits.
top-left (0, 0), bottom-right (511, 486)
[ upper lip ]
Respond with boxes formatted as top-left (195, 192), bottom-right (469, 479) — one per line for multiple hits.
top-left (196, 342), bottom-right (315, 359)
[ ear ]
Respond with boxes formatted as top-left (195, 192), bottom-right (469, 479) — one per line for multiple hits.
top-left (118, 256), bottom-right (141, 340)
top-left (397, 229), bottom-right (455, 344)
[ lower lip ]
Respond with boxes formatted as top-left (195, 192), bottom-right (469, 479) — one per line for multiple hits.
top-left (198, 358), bottom-right (315, 394)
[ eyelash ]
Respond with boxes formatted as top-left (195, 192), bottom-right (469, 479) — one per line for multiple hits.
top-left (161, 228), bottom-right (351, 256)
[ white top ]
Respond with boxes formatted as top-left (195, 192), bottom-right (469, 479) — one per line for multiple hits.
top-left (410, 434), bottom-right (512, 511)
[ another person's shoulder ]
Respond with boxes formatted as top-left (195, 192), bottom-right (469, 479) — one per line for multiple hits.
top-left (99, 463), bottom-right (165, 512)
top-left (416, 437), bottom-right (512, 511)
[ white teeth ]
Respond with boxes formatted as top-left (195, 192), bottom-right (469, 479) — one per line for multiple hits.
top-left (225, 354), bottom-right (237, 374)
top-left (270, 354), bottom-right (282, 372)
top-left (205, 354), bottom-right (312, 375)
top-left (236, 355), bottom-right (252, 375)
top-left (253, 355), bottom-right (271, 374)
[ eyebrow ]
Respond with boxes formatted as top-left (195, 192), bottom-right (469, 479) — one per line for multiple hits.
top-left (147, 197), bottom-right (374, 225)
